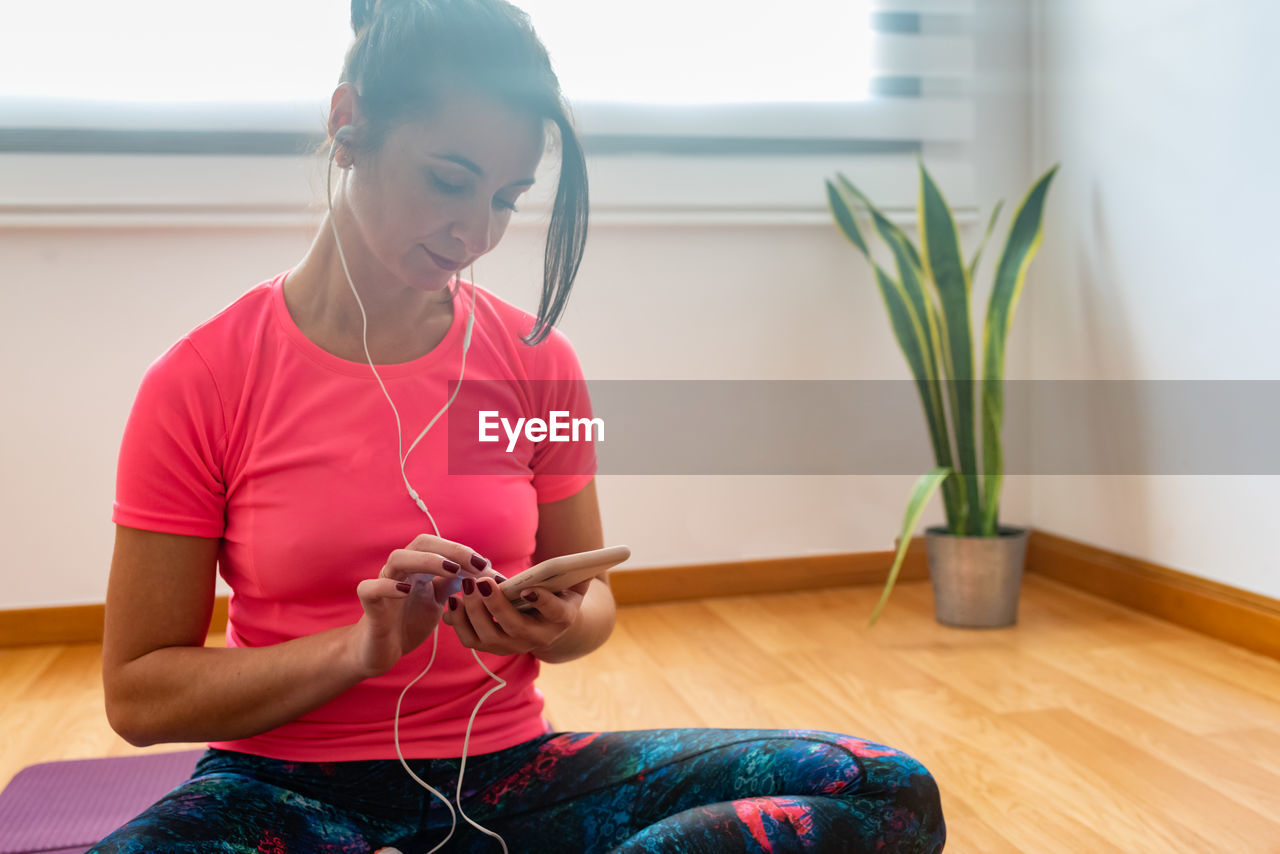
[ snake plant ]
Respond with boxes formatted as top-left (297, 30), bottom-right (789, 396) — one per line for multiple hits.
top-left (825, 160), bottom-right (1058, 626)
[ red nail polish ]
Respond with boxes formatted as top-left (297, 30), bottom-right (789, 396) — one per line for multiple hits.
top-left (470, 554), bottom-right (489, 570)
top-left (478, 580), bottom-right (492, 597)
top-left (463, 577), bottom-right (475, 595)
top-left (522, 590), bottom-right (538, 603)
top-left (442, 559), bottom-right (461, 573)
top-left (396, 582), bottom-right (411, 593)
top-left (449, 597), bottom-right (459, 611)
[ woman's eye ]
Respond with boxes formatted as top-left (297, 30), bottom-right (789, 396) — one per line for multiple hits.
top-left (430, 174), bottom-right (465, 194)
top-left (430, 174), bottom-right (519, 213)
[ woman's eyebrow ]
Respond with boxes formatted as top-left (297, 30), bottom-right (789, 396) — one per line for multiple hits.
top-left (432, 153), bottom-right (536, 187)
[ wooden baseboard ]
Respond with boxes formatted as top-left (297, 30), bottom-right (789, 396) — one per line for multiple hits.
top-left (3, 529), bottom-right (1278, 662)
top-left (604, 542), bottom-right (932, 606)
top-left (1025, 529), bottom-right (1280, 661)
top-left (0, 546), bottom-right (931, 648)
top-left (0, 598), bottom-right (232, 649)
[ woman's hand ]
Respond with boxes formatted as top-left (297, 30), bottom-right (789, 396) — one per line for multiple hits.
top-left (443, 574), bottom-right (593, 656)
top-left (347, 534), bottom-right (502, 679)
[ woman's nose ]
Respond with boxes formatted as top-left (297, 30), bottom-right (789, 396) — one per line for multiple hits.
top-left (450, 204), bottom-right (498, 258)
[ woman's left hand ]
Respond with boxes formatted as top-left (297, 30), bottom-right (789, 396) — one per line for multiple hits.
top-left (443, 572), bottom-right (593, 656)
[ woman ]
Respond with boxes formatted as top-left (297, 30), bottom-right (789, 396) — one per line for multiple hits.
top-left (92, 1), bottom-right (946, 851)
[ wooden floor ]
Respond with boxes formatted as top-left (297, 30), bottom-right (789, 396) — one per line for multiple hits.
top-left (3, 576), bottom-right (1279, 853)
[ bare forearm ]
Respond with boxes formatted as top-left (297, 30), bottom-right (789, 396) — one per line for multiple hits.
top-left (533, 580), bottom-right (616, 664)
top-left (108, 624), bottom-right (364, 746)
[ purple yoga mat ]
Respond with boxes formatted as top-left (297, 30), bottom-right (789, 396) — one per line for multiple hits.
top-left (0, 749), bottom-right (205, 854)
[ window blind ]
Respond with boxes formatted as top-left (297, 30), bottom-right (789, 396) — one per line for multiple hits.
top-left (0, 0), bottom-right (975, 226)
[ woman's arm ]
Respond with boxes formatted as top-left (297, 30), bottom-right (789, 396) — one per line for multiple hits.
top-left (528, 479), bottom-right (616, 664)
top-left (530, 574), bottom-right (615, 664)
top-left (101, 525), bottom-right (471, 747)
top-left (102, 525), bottom-right (372, 746)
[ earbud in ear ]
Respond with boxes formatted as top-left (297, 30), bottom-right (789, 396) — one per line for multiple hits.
top-left (331, 126), bottom-right (355, 166)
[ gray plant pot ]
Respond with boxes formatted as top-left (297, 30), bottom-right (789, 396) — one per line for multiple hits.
top-left (925, 524), bottom-right (1029, 628)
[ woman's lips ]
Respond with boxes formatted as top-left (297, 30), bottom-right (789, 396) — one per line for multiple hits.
top-left (424, 246), bottom-right (464, 272)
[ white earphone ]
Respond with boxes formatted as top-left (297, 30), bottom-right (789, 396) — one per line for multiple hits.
top-left (328, 126), bottom-right (511, 854)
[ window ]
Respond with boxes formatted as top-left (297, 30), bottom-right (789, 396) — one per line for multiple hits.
top-left (0, 0), bottom-right (974, 226)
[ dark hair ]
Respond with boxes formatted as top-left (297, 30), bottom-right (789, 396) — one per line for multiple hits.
top-left (316, 0), bottom-right (589, 345)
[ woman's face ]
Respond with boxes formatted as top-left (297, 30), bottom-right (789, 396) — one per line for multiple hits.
top-left (342, 90), bottom-right (546, 293)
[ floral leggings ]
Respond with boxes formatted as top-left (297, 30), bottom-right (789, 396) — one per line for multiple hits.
top-left (88, 727), bottom-right (945, 853)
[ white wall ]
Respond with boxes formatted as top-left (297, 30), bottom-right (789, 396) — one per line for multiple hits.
top-left (6, 2), bottom-right (1275, 615)
top-left (0, 3), bottom-right (1037, 610)
top-left (0, 221), bottom-right (974, 609)
top-left (1030, 0), bottom-right (1280, 598)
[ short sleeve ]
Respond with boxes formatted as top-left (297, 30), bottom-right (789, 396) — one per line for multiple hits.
top-left (528, 327), bottom-right (598, 504)
top-left (112, 338), bottom-right (227, 537)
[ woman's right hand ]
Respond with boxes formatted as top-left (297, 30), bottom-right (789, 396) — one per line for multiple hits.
top-left (347, 534), bottom-right (499, 678)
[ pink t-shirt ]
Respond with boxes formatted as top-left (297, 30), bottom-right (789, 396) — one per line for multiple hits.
top-left (112, 269), bottom-right (597, 761)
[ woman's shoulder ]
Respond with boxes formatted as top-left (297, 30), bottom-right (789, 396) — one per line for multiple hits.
top-left (140, 276), bottom-right (278, 396)
top-left (183, 277), bottom-right (278, 353)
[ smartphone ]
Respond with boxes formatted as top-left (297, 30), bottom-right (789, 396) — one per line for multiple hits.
top-left (498, 545), bottom-right (631, 611)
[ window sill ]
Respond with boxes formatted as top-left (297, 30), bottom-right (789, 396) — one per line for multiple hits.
top-left (0, 148), bottom-right (975, 229)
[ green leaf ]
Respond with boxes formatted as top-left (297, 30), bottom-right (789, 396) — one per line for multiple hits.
top-left (869, 467), bottom-right (952, 627)
top-left (862, 201), bottom-right (960, 505)
top-left (827, 171), bottom-right (967, 531)
top-left (919, 161), bottom-right (980, 534)
top-left (968, 199), bottom-right (1005, 283)
top-left (870, 262), bottom-right (937, 429)
top-left (980, 389), bottom-right (1003, 536)
top-left (980, 164), bottom-right (1059, 535)
top-left (828, 179), bottom-right (936, 435)
top-left (825, 178), bottom-right (870, 257)
top-left (835, 172), bottom-right (923, 273)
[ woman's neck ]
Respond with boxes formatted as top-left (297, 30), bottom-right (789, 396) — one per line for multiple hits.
top-left (284, 229), bottom-right (456, 364)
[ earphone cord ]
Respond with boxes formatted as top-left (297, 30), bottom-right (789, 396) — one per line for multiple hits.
top-left (327, 142), bottom-right (509, 854)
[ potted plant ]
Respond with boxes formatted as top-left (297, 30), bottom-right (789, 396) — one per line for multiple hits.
top-left (825, 161), bottom-right (1059, 628)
